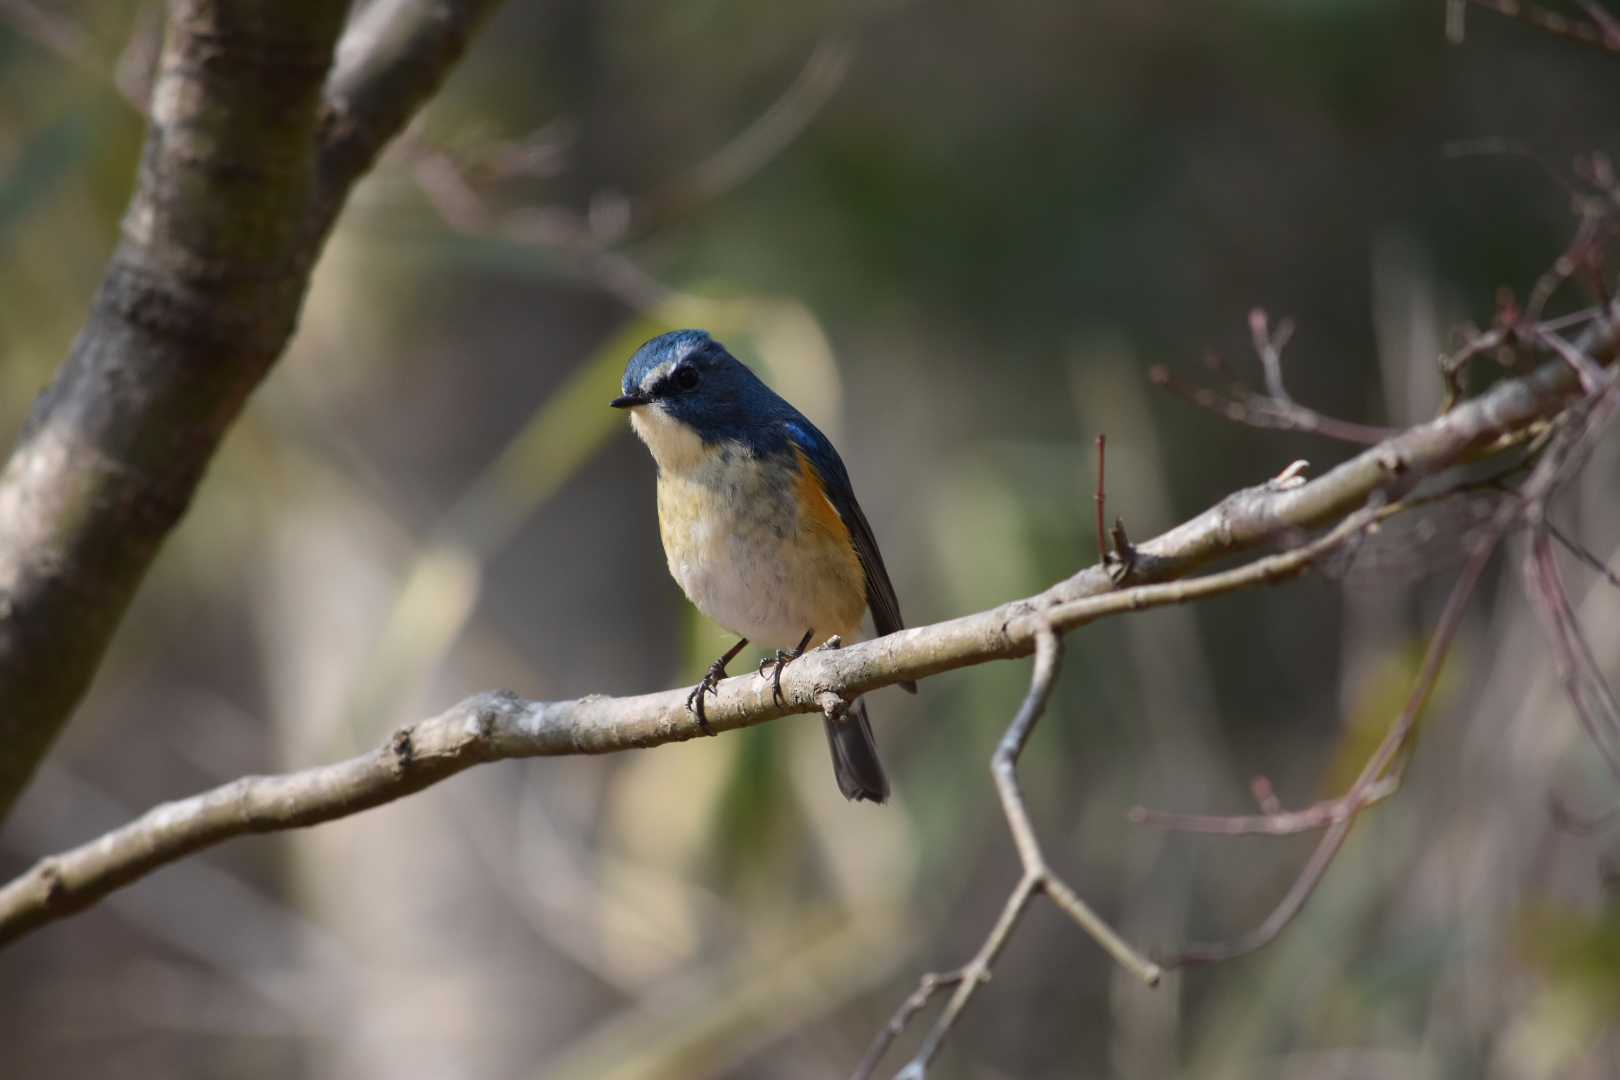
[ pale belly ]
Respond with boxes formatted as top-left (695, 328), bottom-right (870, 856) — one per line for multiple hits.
top-left (656, 465), bottom-right (867, 649)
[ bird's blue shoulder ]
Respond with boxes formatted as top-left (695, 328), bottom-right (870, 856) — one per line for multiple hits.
top-left (778, 415), bottom-right (855, 496)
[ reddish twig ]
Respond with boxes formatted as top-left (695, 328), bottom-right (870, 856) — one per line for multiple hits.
top-left (1547, 521), bottom-right (1620, 586)
top-left (1527, 211), bottom-right (1600, 324)
top-left (1251, 775), bottom-right (1284, 814)
top-left (1157, 354), bottom-right (1618, 967)
top-left (1438, 325), bottom-right (1512, 412)
top-left (1536, 326), bottom-right (1611, 395)
top-left (1458, 0), bottom-right (1620, 54)
top-left (1095, 434), bottom-right (1109, 566)
top-left (1150, 311), bottom-right (1397, 445)
top-left (1128, 774), bottom-right (1401, 836)
top-left (400, 35), bottom-right (850, 310)
top-left (1524, 527), bottom-right (1620, 775)
top-left (1163, 523), bottom-right (1504, 966)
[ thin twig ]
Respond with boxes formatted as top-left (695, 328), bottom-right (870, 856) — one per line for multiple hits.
top-left (628, 36), bottom-right (853, 238)
top-left (1578, 0), bottom-right (1620, 46)
top-left (1095, 433), bottom-right (1108, 566)
top-left (1462, 0), bottom-right (1620, 54)
top-left (1128, 774), bottom-right (1401, 835)
top-left (1251, 775), bottom-right (1284, 815)
top-left (1537, 326), bottom-right (1610, 395)
top-left (1164, 522), bottom-right (1504, 966)
top-left (1548, 521), bottom-right (1620, 586)
top-left (1525, 527), bottom-right (1620, 775)
top-left (864, 626), bottom-right (1159, 1080)
top-left (850, 971), bottom-right (966, 1080)
top-left (1438, 326), bottom-right (1510, 412)
top-left (1149, 310), bottom-right (1397, 445)
top-left (1160, 364), bottom-right (1619, 967)
top-left (399, 35), bottom-right (850, 308)
top-left (1251, 308), bottom-right (1298, 406)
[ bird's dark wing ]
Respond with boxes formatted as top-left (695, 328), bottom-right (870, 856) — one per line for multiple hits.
top-left (783, 418), bottom-right (916, 693)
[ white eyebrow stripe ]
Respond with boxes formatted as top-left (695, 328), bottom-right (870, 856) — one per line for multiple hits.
top-left (638, 358), bottom-right (680, 392)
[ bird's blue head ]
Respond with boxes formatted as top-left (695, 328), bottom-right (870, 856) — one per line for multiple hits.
top-left (611, 330), bottom-right (784, 461)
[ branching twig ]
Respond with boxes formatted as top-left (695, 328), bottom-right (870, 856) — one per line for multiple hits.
top-left (1149, 310), bottom-right (1398, 445)
top-left (1127, 774), bottom-right (1402, 835)
top-left (854, 971), bottom-right (966, 1080)
top-left (1520, 377), bottom-right (1620, 778)
top-left (1164, 522), bottom-right (1504, 966)
top-left (1525, 528), bottom-right (1620, 774)
top-left (856, 627), bottom-right (1160, 1080)
top-left (1155, 359), bottom-right (1618, 968)
top-left (400, 34), bottom-right (851, 311)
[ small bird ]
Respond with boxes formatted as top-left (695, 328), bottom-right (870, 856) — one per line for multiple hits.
top-left (612, 329), bottom-right (915, 802)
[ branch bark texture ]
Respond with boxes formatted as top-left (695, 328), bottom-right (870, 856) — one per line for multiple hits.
top-left (0, 343), bottom-right (1591, 947)
top-left (0, 0), bottom-right (503, 820)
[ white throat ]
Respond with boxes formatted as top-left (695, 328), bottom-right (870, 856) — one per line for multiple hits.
top-left (628, 404), bottom-right (708, 474)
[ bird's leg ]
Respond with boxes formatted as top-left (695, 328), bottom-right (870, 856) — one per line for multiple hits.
top-left (758, 628), bottom-right (815, 706)
top-left (687, 637), bottom-right (748, 735)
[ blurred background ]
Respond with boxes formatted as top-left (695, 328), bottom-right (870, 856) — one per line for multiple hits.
top-left (4, 1), bottom-right (1620, 1077)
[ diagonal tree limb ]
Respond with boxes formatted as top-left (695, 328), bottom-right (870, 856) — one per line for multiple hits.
top-left (0, 0), bottom-right (354, 822)
top-left (0, 0), bottom-right (505, 823)
top-left (0, 468), bottom-right (1493, 951)
top-left (0, 299), bottom-right (1607, 942)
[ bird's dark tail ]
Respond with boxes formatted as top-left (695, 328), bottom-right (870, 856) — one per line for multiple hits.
top-left (824, 698), bottom-right (889, 803)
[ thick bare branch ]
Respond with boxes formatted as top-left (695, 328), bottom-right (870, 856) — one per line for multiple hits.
top-left (0, 336), bottom-right (1604, 945)
top-left (0, 0), bottom-right (354, 821)
top-left (0, 0), bottom-right (505, 822)
top-left (0, 495), bottom-right (1388, 949)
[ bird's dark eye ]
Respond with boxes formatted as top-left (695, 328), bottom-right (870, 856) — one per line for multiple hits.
top-left (672, 366), bottom-right (700, 392)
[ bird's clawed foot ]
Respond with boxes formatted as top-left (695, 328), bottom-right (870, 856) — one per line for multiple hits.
top-left (688, 638), bottom-right (748, 735)
top-left (758, 628), bottom-right (815, 705)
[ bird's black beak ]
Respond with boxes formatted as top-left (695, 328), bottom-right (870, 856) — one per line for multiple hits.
top-left (610, 391), bottom-right (649, 409)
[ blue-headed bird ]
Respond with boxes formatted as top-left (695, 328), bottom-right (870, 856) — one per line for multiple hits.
top-left (611, 330), bottom-right (914, 802)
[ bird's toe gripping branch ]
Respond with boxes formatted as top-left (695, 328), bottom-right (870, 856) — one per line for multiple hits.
top-left (687, 637), bottom-right (750, 735)
top-left (757, 628), bottom-right (815, 705)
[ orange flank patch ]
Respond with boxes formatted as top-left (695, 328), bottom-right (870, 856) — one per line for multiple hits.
top-left (792, 447), bottom-right (866, 606)
top-left (793, 447), bottom-right (854, 545)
